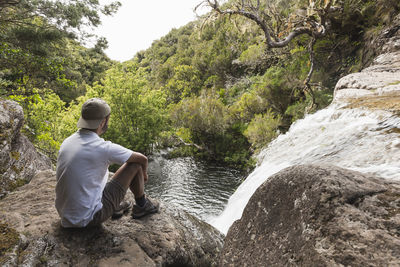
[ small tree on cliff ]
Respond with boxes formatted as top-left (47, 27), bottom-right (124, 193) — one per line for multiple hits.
top-left (197, 0), bottom-right (341, 109)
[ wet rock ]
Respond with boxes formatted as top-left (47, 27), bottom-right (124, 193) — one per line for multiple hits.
top-left (219, 165), bottom-right (400, 267)
top-left (0, 99), bottom-right (52, 199)
top-left (0, 170), bottom-right (223, 266)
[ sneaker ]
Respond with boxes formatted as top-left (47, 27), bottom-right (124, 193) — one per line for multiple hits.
top-left (132, 198), bottom-right (159, 219)
top-left (112, 200), bottom-right (133, 219)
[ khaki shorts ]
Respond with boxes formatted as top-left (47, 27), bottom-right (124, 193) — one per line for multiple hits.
top-left (88, 179), bottom-right (126, 226)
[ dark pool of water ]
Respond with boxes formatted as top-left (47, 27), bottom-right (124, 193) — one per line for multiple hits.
top-left (146, 153), bottom-right (244, 222)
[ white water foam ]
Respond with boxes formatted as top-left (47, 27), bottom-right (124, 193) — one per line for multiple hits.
top-left (209, 104), bottom-right (400, 234)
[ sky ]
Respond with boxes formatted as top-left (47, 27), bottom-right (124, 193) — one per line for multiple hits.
top-left (94, 0), bottom-right (211, 62)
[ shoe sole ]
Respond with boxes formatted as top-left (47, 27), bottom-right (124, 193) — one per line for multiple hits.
top-left (112, 202), bottom-right (133, 219)
top-left (132, 207), bottom-right (159, 219)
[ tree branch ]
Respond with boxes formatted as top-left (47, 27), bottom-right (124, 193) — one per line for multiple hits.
top-left (206, 0), bottom-right (327, 48)
top-left (304, 37), bottom-right (317, 111)
top-left (0, 0), bottom-right (19, 10)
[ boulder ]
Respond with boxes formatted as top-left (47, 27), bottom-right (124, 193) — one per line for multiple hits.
top-left (220, 165), bottom-right (400, 267)
top-left (0, 170), bottom-right (223, 266)
top-left (0, 99), bottom-right (52, 199)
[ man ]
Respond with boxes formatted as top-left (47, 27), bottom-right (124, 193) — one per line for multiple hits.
top-left (55, 98), bottom-right (159, 228)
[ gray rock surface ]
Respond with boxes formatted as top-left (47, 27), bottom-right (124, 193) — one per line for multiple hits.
top-left (333, 15), bottom-right (400, 102)
top-left (219, 165), bottom-right (400, 267)
top-left (0, 170), bottom-right (223, 266)
top-left (369, 14), bottom-right (400, 56)
top-left (333, 50), bottom-right (400, 101)
top-left (0, 99), bottom-right (52, 199)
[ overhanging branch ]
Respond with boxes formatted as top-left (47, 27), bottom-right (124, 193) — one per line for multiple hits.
top-left (205, 0), bottom-right (327, 48)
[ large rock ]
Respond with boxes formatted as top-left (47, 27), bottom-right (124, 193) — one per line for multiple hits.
top-left (361, 13), bottom-right (400, 67)
top-left (333, 50), bottom-right (400, 103)
top-left (333, 14), bottom-right (400, 104)
top-left (0, 99), bottom-right (52, 199)
top-left (0, 170), bottom-right (223, 266)
top-left (219, 165), bottom-right (400, 267)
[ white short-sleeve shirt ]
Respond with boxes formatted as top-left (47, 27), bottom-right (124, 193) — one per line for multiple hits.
top-left (55, 129), bottom-right (133, 227)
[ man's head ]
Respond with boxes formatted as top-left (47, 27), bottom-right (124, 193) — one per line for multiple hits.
top-left (77, 98), bottom-right (111, 132)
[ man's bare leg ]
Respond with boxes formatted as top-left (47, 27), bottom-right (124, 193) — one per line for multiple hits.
top-left (112, 162), bottom-right (159, 218)
top-left (112, 162), bottom-right (144, 198)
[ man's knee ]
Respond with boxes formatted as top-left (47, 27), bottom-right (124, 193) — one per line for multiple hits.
top-left (125, 162), bottom-right (142, 173)
top-left (112, 162), bottom-right (142, 190)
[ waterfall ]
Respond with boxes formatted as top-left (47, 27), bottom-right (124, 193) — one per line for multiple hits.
top-left (209, 103), bottom-right (400, 234)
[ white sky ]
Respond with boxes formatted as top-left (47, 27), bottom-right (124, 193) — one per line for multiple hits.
top-left (95, 0), bottom-right (210, 62)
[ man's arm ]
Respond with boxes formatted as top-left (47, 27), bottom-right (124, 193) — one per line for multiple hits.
top-left (127, 152), bottom-right (148, 182)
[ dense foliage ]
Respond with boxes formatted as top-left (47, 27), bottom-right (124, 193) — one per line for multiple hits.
top-left (2, 0), bottom-right (399, 169)
top-left (0, 0), bottom-right (120, 100)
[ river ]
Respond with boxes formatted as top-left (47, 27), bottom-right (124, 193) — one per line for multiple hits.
top-left (146, 152), bottom-right (244, 222)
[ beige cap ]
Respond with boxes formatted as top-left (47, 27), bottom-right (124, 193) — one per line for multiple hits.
top-left (77, 98), bottom-right (111, 129)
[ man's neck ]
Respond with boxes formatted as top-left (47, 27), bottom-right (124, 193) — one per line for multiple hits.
top-left (81, 128), bottom-right (99, 135)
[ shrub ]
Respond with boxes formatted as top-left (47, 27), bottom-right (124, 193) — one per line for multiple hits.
top-left (244, 110), bottom-right (282, 149)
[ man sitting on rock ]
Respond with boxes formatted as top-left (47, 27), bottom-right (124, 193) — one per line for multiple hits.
top-left (55, 98), bottom-right (159, 228)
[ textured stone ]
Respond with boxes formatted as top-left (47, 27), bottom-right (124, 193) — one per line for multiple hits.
top-left (333, 51), bottom-right (400, 101)
top-left (0, 99), bottom-right (52, 199)
top-left (360, 13), bottom-right (400, 67)
top-left (333, 14), bottom-right (400, 103)
top-left (220, 165), bottom-right (400, 267)
top-left (0, 170), bottom-right (223, 267)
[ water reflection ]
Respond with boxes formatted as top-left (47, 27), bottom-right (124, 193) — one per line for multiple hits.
top-left (146, 153), bottom-right (244, 222)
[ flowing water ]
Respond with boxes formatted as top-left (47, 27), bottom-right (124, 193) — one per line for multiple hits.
top-left (146, 151), bottom-right (244, 222)
top-left (209, 103), bottom-right (400, 234)
top-left (145, 104), bottom-right (400, 235)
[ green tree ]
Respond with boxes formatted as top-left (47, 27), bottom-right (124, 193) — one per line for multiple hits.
top-left (164, 65), bottom-right (202, 104)
top-left (0, 0), bottom-right (120, 98)
top-left (244, 110), bottom-right (281, 150)
top-left (9, 88), bottom-right (67, 159)
top-left (170, 91), bottom-right (251, 166)
top-left (229, 91), bottom-right (266, 122)
top-left (198, 0), bottom-right (340, 106)
top-left (171, 91), bottom-right (229, 142)
top-left (99, 62), bottom-right (167, 154)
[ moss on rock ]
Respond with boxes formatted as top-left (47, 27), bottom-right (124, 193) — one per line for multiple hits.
top-left (344, 95), bottom-right (400, 111)
top-left (10, 151), bottom-right (20, 161)
top-left (0, 222), bottom-right (19, 262)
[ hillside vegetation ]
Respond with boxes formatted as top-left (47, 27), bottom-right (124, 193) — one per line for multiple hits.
top-left (1, 0), bottom-right (399, 169)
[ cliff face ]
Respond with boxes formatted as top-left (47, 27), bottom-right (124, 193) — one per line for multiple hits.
top-left (333, 14), bottom-right (400, 106)
top-left (0, 99), bottom-right (52, 199)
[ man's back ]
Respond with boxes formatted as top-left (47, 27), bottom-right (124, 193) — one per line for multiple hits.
top-left (55, 129), bottom-right (110, 227)
top-left (55, 129), bottom-right (132, 227)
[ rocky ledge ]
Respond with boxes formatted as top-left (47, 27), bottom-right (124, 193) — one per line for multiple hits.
top-left (220, 164), bottom-right (400, 267)
top-left (0, 99), bottom-right (52, 199)
top-left (333, 13), bottom-right (400, 109)
top-left (0, 170), bottom-right (223, 266)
